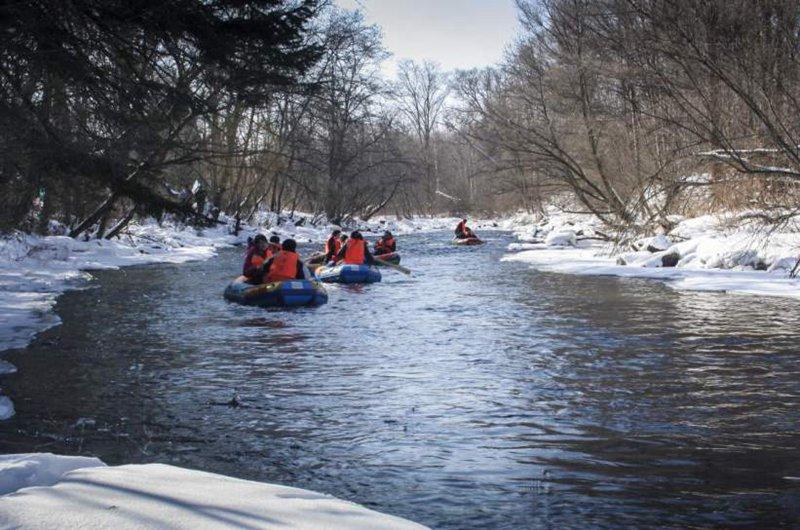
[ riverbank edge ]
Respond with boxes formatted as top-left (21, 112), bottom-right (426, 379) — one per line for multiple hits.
top-left (499, 210), bottom-right (800, 300)
top-left (0, 453), bottom-right (427, 529)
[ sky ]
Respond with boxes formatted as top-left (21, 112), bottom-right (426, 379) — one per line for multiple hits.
top-left (334, 0), bottom-right (520, 76)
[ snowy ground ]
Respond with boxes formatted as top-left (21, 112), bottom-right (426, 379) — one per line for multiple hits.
top-left (501, 209), bottom-right (800, 299)
top-left (0, 453), bottom-right (426, 529)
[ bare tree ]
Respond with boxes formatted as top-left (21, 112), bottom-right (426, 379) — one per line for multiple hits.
top-left (395, 60), bottom-right (451, 212)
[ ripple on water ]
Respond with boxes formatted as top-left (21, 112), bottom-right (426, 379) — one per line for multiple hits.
top-left (1, 232), bottom-right (800, 529)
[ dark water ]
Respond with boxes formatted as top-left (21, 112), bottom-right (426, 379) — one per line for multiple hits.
top-left (1, 231), bottom-right (800, 529)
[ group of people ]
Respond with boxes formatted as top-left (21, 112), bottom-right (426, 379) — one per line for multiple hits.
top-left (322, 229), bottom-right (396, 261)
top-left (454, 218), bottom-right (476, 239)
top-left (243, 229), bottom-right (398, 284)
top-left (243, 235), bottom-right (306, 284)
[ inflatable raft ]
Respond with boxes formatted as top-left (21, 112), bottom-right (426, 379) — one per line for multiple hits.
top-left (373, 252), bottom-right (401, 265)
top-left (315, 263), bottom-right (382, 284)
top-left (453, 237), bottom-right (484, 246)
top-left (224, 276), bottom-right (328, 307)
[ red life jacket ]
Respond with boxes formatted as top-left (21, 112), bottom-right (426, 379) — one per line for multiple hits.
top-left (343, 239), bottom-right (366, 264)
top-left (266, 251), bottom-right (300, 282)
top-left (456, 221), bottom-right (466, 234)
top-left (325, 235), bottom-right (341, 255)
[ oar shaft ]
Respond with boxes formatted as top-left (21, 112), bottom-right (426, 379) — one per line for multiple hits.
top-left (374, 257), bottom-right (411, 275)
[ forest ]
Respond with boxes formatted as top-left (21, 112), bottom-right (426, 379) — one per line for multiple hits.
top-left (2, 0), bottom-right (799, 241)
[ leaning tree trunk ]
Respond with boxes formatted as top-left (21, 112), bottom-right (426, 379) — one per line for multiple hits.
top-left (104, 209), bottom-right (136, 239)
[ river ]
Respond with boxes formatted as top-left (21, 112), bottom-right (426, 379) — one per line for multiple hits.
top-left (1, 231), bottom-right (799, 529)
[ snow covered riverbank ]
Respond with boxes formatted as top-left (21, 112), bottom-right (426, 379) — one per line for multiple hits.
top-left (502, 210), bottom-right (800, 299)
top-left (0, 453), bottom-right (426, 529)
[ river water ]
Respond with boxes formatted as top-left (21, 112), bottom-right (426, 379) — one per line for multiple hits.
top-left (1, 231), bottom-right (799, 529)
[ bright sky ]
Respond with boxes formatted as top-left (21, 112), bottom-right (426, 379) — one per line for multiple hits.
top-left (335, 0), bottom-right (520, 76)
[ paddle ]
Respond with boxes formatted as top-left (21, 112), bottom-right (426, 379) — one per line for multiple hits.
top-left (373, 256), bottom-right (411, 275)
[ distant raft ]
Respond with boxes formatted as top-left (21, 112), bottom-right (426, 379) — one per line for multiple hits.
top-left (315, 263), bottom-right (382, 284)
top-left (453, 237), bottom-right (484, 246)
top-left (224, 276), bottom-right (328, 307)
top-left (373, 252), bottom-right (401, 265)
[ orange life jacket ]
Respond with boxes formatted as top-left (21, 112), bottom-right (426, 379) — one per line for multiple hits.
top-left (343, 238), bottom-right (366, 264)
top-left (250, 250), bottom-right (268, 267)
top-left (456, 221), bottom-right (467, 234)
top-left (325, 236), bottom-right (341, 255)
top-left (266, 250), bottom-right (300, 282)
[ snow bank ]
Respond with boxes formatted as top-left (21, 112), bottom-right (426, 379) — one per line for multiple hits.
top-left (545, 230), bottom-right (577, 247)
top-left (0, 454), bottom-right (426, 530)
top-left (0, 454), bottom-right (105, 495)
top-left (0, 222), bottom-right (245, 356)
top-left (503, 208), bottom-right (800, 299)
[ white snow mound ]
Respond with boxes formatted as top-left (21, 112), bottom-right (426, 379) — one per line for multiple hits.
top-left (545, 230), bottom-right (577, 247)
top-left (0, 453), bottom-right (105, 495)
top-left (0, 455), bottom-right (427, 530)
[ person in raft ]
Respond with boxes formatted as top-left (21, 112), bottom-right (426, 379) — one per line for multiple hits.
top-left (261, 239), bottom-right (306, 282)
top-left (373, 231), bottom-right (396, 255)
top-left (454, 218), bottom-right (475, 239)
top-left (267, 235), bottom-right (281, 256)
top-left (324, 229), bottom-right (343, 262)
top-left (243, 234), bottom-right (271, 281)
top-left (333, 231), bottom-right (376, 266)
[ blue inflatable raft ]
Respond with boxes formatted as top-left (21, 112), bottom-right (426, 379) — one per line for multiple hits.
top-left (224, 276), bottom-right (328, 307)
top-left (315, 264), bottom-right (382, 284)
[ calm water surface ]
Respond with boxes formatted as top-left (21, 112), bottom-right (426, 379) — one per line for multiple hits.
top-left (1, 231), bottom-right (799, 529)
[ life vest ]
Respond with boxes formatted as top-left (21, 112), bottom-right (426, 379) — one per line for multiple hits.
top-left (325, 235), bottom-right (341, 255)
top-left (456, 221), bottom-right (467, 234)
top-left (250, 249), bottom-right (269, 268)
top-left (343, 238), bottom-right (366, 264)
top-left (375, 237), bottom-right (395, 254)
top-left (267, 243), bottom-right (281, 258)
top-left (266, 250), bottom-right (300, 282)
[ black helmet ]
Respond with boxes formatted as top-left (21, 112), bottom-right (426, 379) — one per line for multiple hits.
top-left (269, 235), bottom-right (280, 244)
top-left (282, 238), bottom-right (297, 252)
top-left (253, 234), bottom-right (267, 243)
top-left (351, 231), bottom-right (363, 240)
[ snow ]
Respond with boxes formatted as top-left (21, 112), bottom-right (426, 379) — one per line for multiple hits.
top-left (0, 454), bottom-right (105, 495)
top-left (0, 396), bottom-right (13, 421)
top-left (0, 454), bottom-right (426, 530)
top-left (503, 207), bottom-right (800, 299)
top-left (545, 229), bottom-right (577, 247)
top-left (635, 234), bottom-right (671, 252)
